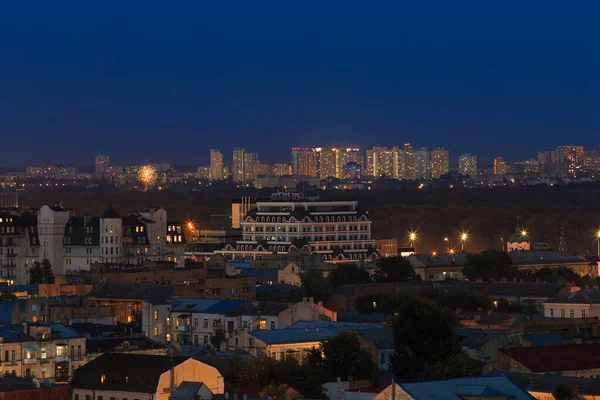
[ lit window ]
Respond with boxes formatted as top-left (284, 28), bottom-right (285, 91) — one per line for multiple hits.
top-left (101, 374), bottom-right (106, 383)
top-left (154, 310), bottom-right (158, 320)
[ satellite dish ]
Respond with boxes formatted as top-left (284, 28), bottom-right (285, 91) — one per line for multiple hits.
top-left (32, 378), bottom-right (40, 388)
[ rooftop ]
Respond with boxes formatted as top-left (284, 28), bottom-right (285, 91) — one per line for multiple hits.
top-left (546, 289), bottom-right (600, 304)
top-left (498, 343), bottom-right (600, 372)
top-left (509, 251), bottom-right (589, 265)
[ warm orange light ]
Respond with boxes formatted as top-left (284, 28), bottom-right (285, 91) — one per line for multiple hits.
top-left (409, 232), bottom-right (417, 242)
top-left (521, 230), bottom-right (528, 237)
top-left (461, 233), bottom-right (468, 241)
top-left (449, 248), bottom-right (455, 254)
top-left (432, 251), bottom-right (437, 257)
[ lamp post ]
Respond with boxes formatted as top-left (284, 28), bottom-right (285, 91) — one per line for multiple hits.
top-left (460, 232), bottom-right (468, 252)
top-left (444, 237), bottom-right (449, 253)
top-left (596, 231), bottom-right (600, 257)
top-left (409, 232), bottom-right (417, 249)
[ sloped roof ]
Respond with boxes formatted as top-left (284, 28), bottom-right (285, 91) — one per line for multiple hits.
top-left (250, 327), bottom-right (336, 345)
top-left (546, 289), bottom-right (600, 304)
top-left (358, 327), bottom-right (393, 350)
top-left (87, 282), bottom-right (173, 304)
top-left (172, 381), bottom-right (210, 400)
top-left (225, 301), bottom-right (289, 317)
top-left (487, 282), bottom-right (564, 297)
top-left (396, 375), bottom-right (536, 400)
top-left (239, 269), bottom-right (278, 280)
top-left (456, 328), bottom-right (502, 349)
top-left (71, 353), bottom-right (189, 392)
top-left (530, 375), bottom-right (600, 396)
top-left (498, 343), bottom-right (600, 372)
top-left (509, 251), bottom-right (588, 265)
top-left (101, 208), bottom-right (121, 219)
top-left (522, 332), bottom-right (566, 346)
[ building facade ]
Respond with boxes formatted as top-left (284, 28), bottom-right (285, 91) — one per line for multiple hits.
top-left (210, 149), bottom-right (224, 180)
top-left (458, 153), bottom-right (478, 177)
top-left (430, 148), bottom-right (449, 179)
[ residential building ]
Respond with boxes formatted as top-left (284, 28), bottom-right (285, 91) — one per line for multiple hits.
top-left (557, 145), bottom-right (584, 177)
top-left (584, 149), bottom-right (600, 174)
top-left (415, 148), bottom-right (431, 180)
top-left (37, 205), bottom-right (71, 277)
top-left (235, 326), bottom-right (333, 359)
top-left (0, 323), bottom-right (87, 382)
top-left (209, 149), bottom-right (224, 180)
top-left (373, 376), bottom-right (535, 400)
top-left (273, 164), bottom-right (292, 176)
top-left (366, 146), bottom-right (400, 178)
top-left (196, 166), bottom-right (211, 180)
top-left (94, 154), bottom-right (110, 174)
top-left (458, 153), bottom-right (478, 177)
top-left (430, 147), bottom-right (449, 179)
top-left (232, 148), bottom-right (246, 182)
top-left (543, 289), bottom-right (600, 319)
top-left (71, 353), bottom-right (224, 400)
top-left (55, 164), bottom-right (78, 180)
top-left (497, 343), bottom-right (600, 377)
top-left (494, 157), bottom-right (507, 176)
top-left (400, 144), bottom-right (417, 180)
top-left (216, 192), bottom-right (378, 263)
top-left (291, 148), bottom-right (318, 177)
top-left (244, 152), bottom-right (259, 181)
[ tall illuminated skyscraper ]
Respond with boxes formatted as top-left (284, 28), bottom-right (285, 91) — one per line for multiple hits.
top-left (95, 154), bottom-right (110, 174)
top-left (232, 148), bottom-right (246, 182)
top-left (458, 153), bottom-right (478, 177)
top-left (291, 148), bottom-right (319, 177)
top-left (244, 152), bottom-right (259, 181)
top-left (400, 144), bottom-right (417, 180)
top-left (493, 157), bottom-right (507, 176)
top-left (210, 149), bottom-right (224, 180)
top-left (415, 148), bottom-right (431, 180)
top-left (366, 146), bottom-right (400, 178)
top-left (430, 147), bottom-right (449, 179)
top-left (318, 148), bottom-right (338, 179)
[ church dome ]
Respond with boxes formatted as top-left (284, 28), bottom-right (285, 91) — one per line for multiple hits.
top-left (508, 227), bottom-right (529, 243)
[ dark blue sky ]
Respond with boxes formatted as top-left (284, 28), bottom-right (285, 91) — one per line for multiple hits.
top-left (1, 1), bottom-right (599, 167)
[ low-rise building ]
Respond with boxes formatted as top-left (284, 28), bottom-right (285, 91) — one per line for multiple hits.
top-left (0, 323), bottom-right (87, 382)
top-left (71, 353), bottom-right (224, 400)
top-left (497, 343), bottom-right (600, 377)
top-left (543, 289), bottom-right (600, 319)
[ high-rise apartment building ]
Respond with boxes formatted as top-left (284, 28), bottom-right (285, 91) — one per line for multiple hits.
top-left (584, 150), bottom-right (600, 174)
top-left (291, 148), bottom-right (319, 177)
top-left (366, 147), bottom-right (400, 178)
top-left (337, 149), bottom-right (363, 178)
top-left (400, 144), bottom-right (417, 180)
top-left (458, 153), bottom-right (478, 177)
top-left (493, 157), bottom-right (507, 176)
top-left (415, 148), bottom-right (431, 180)
top-left (557, 145), bottom-right (584, 177)
top-left (244, 152), bottom-right (260, 181)
top-left (430, 148), bottom-right (449, 179)
top-left (210, 149), bottom-right (224, 180)
top-left (318, 148), bottom-right (338, 179)
top-left (232, 148), bottom-right (246, 182)
top-left (95, 154), bottom-right (110, 174)
top-left (273, 164), bottom-right (292, 176)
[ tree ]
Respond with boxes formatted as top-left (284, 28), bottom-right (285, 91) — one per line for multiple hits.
top-left (391, 297), bottom-right (460, 381)
top-left (260, 383), bottom-right (289, 400)
top-left (462, 250), bottom-right (518, 282)
top-left (28, 258), bottom-right (55, 284)
top-left (553, 384), bottom-right (581, 400)
top-left (328, 263), bottom-right (371, 288)
top-left (354, 292), bottom-right (408, 314)
top-left (300, 269), bottom-right (332, 301)
top-left (210, 329), bottom-right (226, 349)
top-left (373, 256), bottom-right (418, 282)
top-left (320, 330), bottom-right (374, 381)
top-left (422, 353), bottom-right (479, 381)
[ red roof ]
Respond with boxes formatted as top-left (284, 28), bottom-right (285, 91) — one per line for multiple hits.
top-left (499, 344), bottom-right (600, 372)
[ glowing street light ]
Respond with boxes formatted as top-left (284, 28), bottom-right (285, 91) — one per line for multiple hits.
top-left (409, 231), bottom-right (417, 248)
top-left (596, 230), bottom-right (600, 257)
top-left (432, 251), bottom-right (437, 257)
top-left (521, 229), bottom-right (528, 238)
top-left (460, 232), bottom-right (468, 252)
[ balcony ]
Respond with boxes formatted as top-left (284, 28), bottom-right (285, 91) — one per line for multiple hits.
top-left (23, 358), bottom-right (37, 365)
top-left (55, 356), bottom-right (68, 363)
top-left (176, 325), bottom-right (193, 332)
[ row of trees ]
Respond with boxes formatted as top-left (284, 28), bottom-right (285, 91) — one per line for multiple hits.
top-left (462, 249), bottom-right (596, 286)
top-left (300, 257), bottom-right (418, 301)
top-left (226, 331), bottom-right (374, 399)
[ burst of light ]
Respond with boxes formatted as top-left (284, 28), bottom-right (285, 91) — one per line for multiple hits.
top-left (409, 232), bottom-right (417, 242)
top-left (138, 164), bottom-right (158, 189)
top-left (461, 232), bottom-right (468, 241)
top-left (432, 251), bottom-right (437, 257)
top-left (596, 230), bottom-right (600, 239)
top-left (521, 230), bottom-right (528, 237)
top-left (449, 248), bottom-right (455, 254)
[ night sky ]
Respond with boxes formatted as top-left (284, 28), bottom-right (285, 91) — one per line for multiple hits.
top-left (1, 1), bottom-right (599, 167)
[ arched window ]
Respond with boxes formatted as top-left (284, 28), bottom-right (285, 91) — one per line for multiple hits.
top-left (266, 217), bottom-right (270, 223)
top-left (277, 217), bottom-right (281, 223)
top-left (342, 216), bottom-right (346, 222)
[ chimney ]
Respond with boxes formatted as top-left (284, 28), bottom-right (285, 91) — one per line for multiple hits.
top-left (84, 214), bottom-right (92, 226)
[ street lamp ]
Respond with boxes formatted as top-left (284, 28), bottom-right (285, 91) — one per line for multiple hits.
top-left (460, 232), bottom-right (468, 252)
top-left (596, 230), bottom-right (600, 257)
top-left (521, 229), bottom-right (528, 238)
top-left (409, 231), bottom-right (417, 248)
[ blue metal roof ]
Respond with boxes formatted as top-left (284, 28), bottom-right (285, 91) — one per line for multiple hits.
top-left (231, 262), bottom-right (252, 269)
top-left (523, 332), bottom-right (566, 347)
top-left (398, 376), bottom-right (536, 400)
top-left (250, 327), bottom-right (336, 345)
top-left (256, 284), bottom-right (300, 295)
top-left (203, 300), bottom-right (248, 314)
top-left (171, 299), bottom-right (220, 313)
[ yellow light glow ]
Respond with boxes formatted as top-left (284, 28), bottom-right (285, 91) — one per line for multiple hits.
top-left (138, 164), bottom-right (158, 189)
top-left (521, 230), bottom-right (528, 237)
top-left (432, 251), bottom-right (437, 257)
top-left (461, 233), bottom-right (468, 241)
top-left (409, 232), bottom-right (417, 241)
top-left (596, 230), bottom-right (600, 239)
top-left (449, 248), bottom-right (455, 254)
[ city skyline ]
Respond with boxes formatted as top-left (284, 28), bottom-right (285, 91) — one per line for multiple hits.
top-left (1, 2), bottom-right (600, 166)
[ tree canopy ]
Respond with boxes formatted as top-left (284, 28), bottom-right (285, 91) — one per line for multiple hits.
top-left (328, 263), bottom-right (371, 288)
top-left (553, 384), bottom-right (581, 400)
top-left (373, 256), bottom-right (418, 282)
top-left (318, 330), bottom-right (374, 381)
top-left (462, 250), bottom-right (518, 281)
top-left (28, 258), bottom-right (55, 284)
top-left (300, 269), bottom-right (332, 301)
top-left (391, 297), bottom-right (460, 381)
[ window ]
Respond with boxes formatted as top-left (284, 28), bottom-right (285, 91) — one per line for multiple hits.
top-left (194, 335), bottom-right (199, 346)
top-left (74, 395), bottom-right (80, 400)
top-left (270, 320), bottom-right (275, 330)
top-left (380, 352), bottom-right (387, 365)
top-left (193, 318), bottom-right (198, 328)
top-left (203, 335), bottom-right (208, 345)
top-left (41, 347), bottom-right (47, 359)
top-left (154, 310), bottom-right (158, 320)
top-left (549, 309), bottom-right (554, 317)
top-left (154, 326), bottom-right (159, 336)
top-left (86, 395), bottom-right (92, 400)
top-left (570, 309), bottom-right (575, 318)
top-left (582, 310), bottom-right (587, 318)
top-left (56, 346), bottom-right (65, 357)
top-left (203, 318), bottom-right (208, 328)
top-left (78, 345), bottom-right (81, 357)
top-left (561, 309), bottom-right (565, 318)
